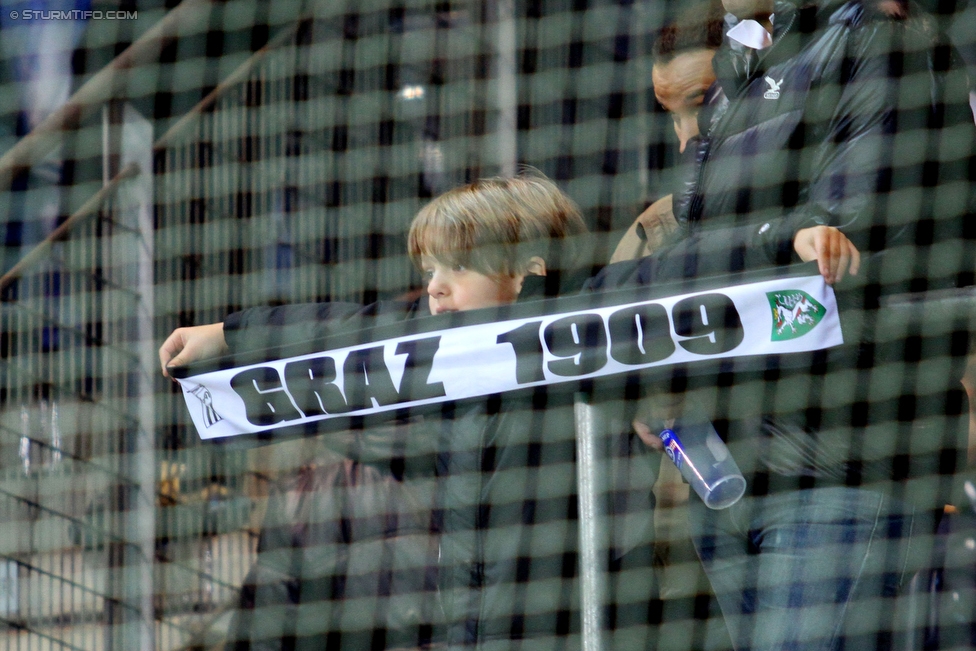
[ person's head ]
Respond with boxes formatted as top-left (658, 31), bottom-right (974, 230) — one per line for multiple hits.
top-left (408, 174), bottom-right (587, 315)
top-left (653, 51), bottom-right (718, 153)
top-left (652, 2), bottom-right (724, 153)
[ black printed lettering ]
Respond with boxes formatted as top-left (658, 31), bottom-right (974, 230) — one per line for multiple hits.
top-left (230, 367), bottom-right (302, 426)
top-left (395, 337), bottom-right (446, 402)
top-left (496, 321), bottom-right (545, 384)
top-left (672, 293), bottom-right (744, 355)
top-left (608, 303), bottom-right (675, 365)
top-left (284, 356), bottom-right (349, 416)
top-left (342, 346), bottom-right (401, 410)
top-left (544, 314), bottom-right (608, 377)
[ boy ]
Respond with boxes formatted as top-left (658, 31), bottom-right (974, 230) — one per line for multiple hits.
top-left (159, 173), bottom-right (587, 372)
top-left (163, 174), bottom-right (660, 650)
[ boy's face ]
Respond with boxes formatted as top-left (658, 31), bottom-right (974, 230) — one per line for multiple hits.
top-left (421, 256), bottom-right (524, 315)
top-left (652, 49), bottom-right (716, 153)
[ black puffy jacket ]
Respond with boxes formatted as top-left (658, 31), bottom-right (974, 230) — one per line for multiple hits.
top-left (588, 0), bottom-right (976, 504)
top-left (594, 0), bottom-right (974, 292)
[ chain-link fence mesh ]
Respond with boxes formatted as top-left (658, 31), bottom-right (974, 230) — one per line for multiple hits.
top-left (0, 0), bottom-right (973, 649)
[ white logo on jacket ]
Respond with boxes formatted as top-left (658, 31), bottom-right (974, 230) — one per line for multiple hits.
top-left (763, 76), bottom-right (783, 99)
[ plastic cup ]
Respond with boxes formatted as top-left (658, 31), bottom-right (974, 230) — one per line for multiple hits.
top-left (659, 421), bottom-right (746, 510)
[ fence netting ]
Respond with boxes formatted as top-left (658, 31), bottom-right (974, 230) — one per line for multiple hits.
top-left (0, 0), bottom-right (973, 649)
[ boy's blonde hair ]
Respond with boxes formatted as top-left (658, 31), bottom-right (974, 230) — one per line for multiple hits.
top-left (408, 174), bottom-right (587, 278)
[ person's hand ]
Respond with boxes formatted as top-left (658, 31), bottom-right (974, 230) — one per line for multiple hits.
top-left (631, 391), bottom-right (684, 451)
top-left (158, 322), bottom-right (229, 378)
top-left (793, 225), bottom-right (861, 285)
top-left (633, 418), bottom-right (665, 451)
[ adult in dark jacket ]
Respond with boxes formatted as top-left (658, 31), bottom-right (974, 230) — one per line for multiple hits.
top-left (611, 0), bottom-right (727, 264)
top-left (587, 0), bottom-right (976, 649)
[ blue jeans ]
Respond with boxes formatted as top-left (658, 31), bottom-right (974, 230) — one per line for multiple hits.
top-left (689, 487), bottom-right (930, 651)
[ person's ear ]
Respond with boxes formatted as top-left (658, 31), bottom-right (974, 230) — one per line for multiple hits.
top-left (524, 256), bottom-right (547, 277)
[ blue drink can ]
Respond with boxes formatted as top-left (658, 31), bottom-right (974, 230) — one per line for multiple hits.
top-left (660, 429), bottom-right (684, 469)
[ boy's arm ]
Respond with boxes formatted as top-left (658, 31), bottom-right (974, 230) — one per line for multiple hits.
top-left (159, 299), bottom-right (422, 377)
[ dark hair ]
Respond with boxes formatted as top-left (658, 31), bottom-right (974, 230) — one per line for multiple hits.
top-left (654, 1), bottom-right (726, 63)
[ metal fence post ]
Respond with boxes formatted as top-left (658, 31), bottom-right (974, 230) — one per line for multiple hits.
top-left (575, 391), bottom-right (608, 651)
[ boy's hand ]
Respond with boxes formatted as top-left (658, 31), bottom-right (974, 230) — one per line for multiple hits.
top-left (158, 322), bottom-right (229, 378)
top-left (793, 225), bottom-right (860, 285)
